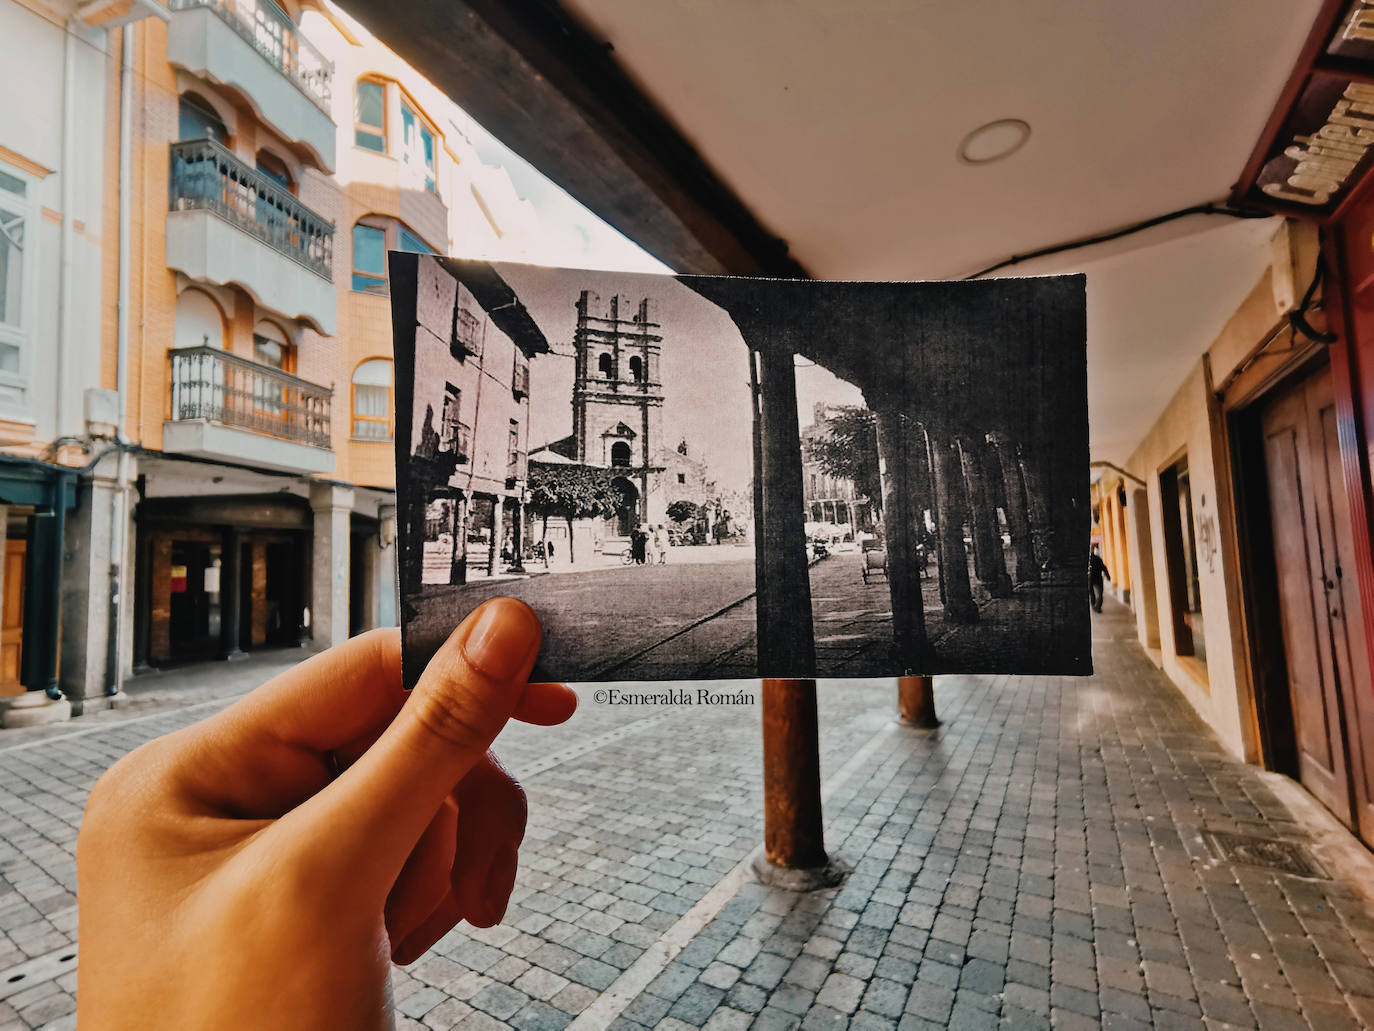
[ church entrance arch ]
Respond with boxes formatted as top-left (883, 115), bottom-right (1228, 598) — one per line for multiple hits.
top-left (609, 476), bottom-right (640, 537)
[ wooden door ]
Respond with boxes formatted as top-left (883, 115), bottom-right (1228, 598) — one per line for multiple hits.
top-left (1309, 372), bottom-right (1374, 843)
top-left (1260, 365), bottom-right (1374, 839)
top-left (0, 539), bottom-right (25, 695)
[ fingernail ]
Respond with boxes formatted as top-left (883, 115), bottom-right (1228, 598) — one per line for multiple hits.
top-left (462, 599), bottom-right (538, 680)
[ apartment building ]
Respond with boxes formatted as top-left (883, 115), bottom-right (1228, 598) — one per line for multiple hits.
top-left (0, 0), bottom-right (630, 725)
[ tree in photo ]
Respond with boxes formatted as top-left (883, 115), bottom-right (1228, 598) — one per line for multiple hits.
top-left (666, 500), bottom-right (699, 526)
top-left (804, 406), bottom-right (882, 517)
top-left (526, 463), bottom-right (622, 563)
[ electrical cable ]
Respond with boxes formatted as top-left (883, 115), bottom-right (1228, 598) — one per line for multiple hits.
top-left (962, 202), bottom-right (1274, 280)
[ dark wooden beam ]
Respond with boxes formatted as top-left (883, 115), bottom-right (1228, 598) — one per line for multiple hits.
top-left (333, 0), bottom-right (806, 278)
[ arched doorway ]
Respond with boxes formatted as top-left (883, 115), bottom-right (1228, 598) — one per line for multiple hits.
top-left (609, 476), bottom-right (639, 537)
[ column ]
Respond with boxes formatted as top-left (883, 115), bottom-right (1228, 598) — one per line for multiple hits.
top-left (448, 494), bottom-right (467, 586)
top-left (959, 437), bottom-right (1012, 598)
top-left (755, 342), bottom-right (824, 877)
top-left (378, 502), bottom-right (398, 629)
top-left (220, 528), bottom-right (245, 659)
top-left (510, 497), bottom-right (526, 572)
top-left (929, 430), bottom-right (979, 624)
top-left (761, 678), bottom-right (827, 870)
top-left (875, 408), bottom-right (929, 672)
top-left (898, 675), bottom-right (937, 727)
top-left (1114, 488), bottom-right (1131, 602)
top-left (488, 494), bottom-right (504, 577)
top-left (989, 431), bottom-right (1038, 585)
top-left (309, 483), bottom-right (353, 648)
top-left (756, 343), bottom-right (816, 674)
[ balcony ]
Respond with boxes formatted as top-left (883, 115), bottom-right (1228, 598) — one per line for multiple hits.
top-left (440, 421), bottom-right (472, 465)
top-left (164, 345), bottom-right (334, 474)
top-left (453, 307), bottom-right (482, 360)
top-left (167, 139), bottom-right (337, 334)
top-left (167, 0), bottom-right (335, 171)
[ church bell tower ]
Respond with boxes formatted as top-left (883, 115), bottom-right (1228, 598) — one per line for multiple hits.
top-left (571, 291), bottom-right (665, 470)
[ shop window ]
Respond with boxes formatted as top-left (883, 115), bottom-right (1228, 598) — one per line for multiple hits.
top-left (355, 78), bottom-right (386, 152)
top-left (0, 169), bottom-right (32, 380)
top-left (352, 359), bottom-right (392, 440)
top-left (1159, 457), bottom-right (1206, 665)
top-left (401, 101), bottom-right (437, 193)
top-left (178, 92), bottom-right (228, 143)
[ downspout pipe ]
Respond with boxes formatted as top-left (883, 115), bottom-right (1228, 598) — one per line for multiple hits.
top-left (104, 22), bottom-right (135, 698)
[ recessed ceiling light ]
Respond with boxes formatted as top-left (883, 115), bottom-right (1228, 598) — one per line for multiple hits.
top-left (957, 118), bottom-right (1031, 165)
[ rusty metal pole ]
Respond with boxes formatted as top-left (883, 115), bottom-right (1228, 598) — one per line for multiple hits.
top-left (754, 341), bottom-right (830, 875)
top-left (897, 674), bottom-right (938, 727)
top-left (761, 678), bottom-right (827, 868)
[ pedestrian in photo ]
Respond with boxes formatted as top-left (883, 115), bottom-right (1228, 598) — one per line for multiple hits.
top-left (653, 523), bottom-right (668, 564)
top-left (1089, 542), bottom-right (1110, 612)
top-left (631, 525), bottom-right (647, 564)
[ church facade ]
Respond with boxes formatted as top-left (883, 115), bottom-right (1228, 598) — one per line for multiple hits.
top-left (533, 291), bottom-right (683, 539)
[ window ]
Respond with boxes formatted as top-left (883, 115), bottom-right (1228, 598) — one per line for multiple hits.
top-left (677, 473), bottom-right (686, 485)
top-left (401, 102), bottom-right (437, 193)
top-left (628, 354), bottom-right (643, 382)
top-left (1159, 457), bottom-right (1206, 664)
top-left (352, 359), bottom-right (392, 440)
top-left (398, 227), bottom-right (432, 254)
top-left (178, 93), bottom-right (228, 143)
top-left (512, 353), bottom-right (530, 399)
top-left (508, 419), bottom-right (521, 474)
top-left (0, 169), bottom-right (29, 378)
top-left (352, 223), bottom-right (386, 295)
top-left (611, 441), bottom-right (631, 467)
top-left (439, 384), bottom-right (468, 460)
top-left (355, 79), bottom-right (386, 152)
top-left (353, 219), bottom-right (435, 295)
top-left (597, 352), bottom-right (614, 378)
top-left (255, 152), bottom-right (292, 191)
top-left (252, 321), bottom-right (292, 370)
top-left (173, 289), bottom-right (224, 351)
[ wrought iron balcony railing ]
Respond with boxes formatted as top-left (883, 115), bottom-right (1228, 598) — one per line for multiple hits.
top-left (170, 138), bottom-right (335, 280)
top-left (169, 345), bottom-right (332, 449)
top-left (168, 0), bottom-right (333, 110)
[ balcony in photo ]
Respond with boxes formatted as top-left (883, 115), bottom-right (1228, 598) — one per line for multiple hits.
top-left (166, 0), bottom-right (336, 171)
top-left (166, 139), bottom-right (337, 334)
top-left (164, 344), bottom-right (334, 473)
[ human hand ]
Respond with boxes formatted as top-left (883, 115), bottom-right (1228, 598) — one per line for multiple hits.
top-left (76, 598), bottom-right (575, 1030)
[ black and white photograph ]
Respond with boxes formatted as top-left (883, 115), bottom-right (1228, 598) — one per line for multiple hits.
top-left (392, 254), bottom-right (1088, 685)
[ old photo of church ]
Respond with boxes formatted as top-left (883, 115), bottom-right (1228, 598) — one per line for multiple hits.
top-left (391, 255), bottom-right (1089, 685)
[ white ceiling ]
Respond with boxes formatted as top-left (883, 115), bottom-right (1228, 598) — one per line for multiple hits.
top-left (556, 0), bottom-right (1323, 463)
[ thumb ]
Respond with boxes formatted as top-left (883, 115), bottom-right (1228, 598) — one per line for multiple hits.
top-left (277, 597), bottom-right (542, 893)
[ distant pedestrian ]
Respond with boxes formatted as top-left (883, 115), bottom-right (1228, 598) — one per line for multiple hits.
top-left (631, 525), bottom-right (648, 565)
top-left (1089, 543), bottom-right (1110, 612)
top-left (653, 524), bottom-right (668, 564)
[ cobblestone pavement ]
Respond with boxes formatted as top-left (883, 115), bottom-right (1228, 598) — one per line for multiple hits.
top-left (4, 601), bottom-right (1374, 1028)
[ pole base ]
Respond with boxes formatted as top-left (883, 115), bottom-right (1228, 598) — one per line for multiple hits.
top-left (750, 854), bottom-right (850, 892)
top-left (898, 675), bottom-right (939, 728)
top-left (1, 692), bottom-right (72, 729)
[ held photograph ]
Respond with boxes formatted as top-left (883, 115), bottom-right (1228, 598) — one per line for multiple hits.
top-left (391, 254), bottom-right (1089, 685)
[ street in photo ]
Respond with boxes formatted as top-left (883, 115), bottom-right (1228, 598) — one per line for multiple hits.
top-left (390, 255), bottom-right (1089, 685)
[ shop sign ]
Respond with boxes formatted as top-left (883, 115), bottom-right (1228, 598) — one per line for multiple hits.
top-left (1252, 78), bottom-right (1374, 215)
top-left (170, 564), bottom-right (187, 593)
